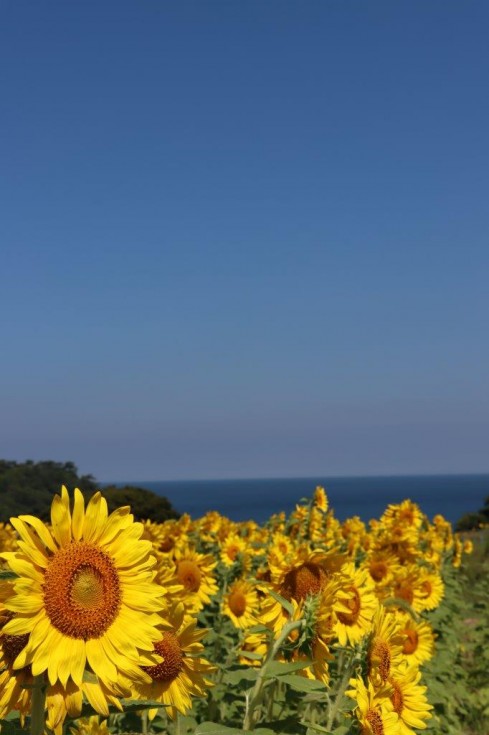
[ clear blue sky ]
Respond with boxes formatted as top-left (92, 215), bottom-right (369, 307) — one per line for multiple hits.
top-left (1, 1), bottom-right (488, 481)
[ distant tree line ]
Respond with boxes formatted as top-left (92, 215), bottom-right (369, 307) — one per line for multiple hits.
top-left (0, 460), bottom-right (180, 524)
top-left (455, 495), bottom-right (489, 532)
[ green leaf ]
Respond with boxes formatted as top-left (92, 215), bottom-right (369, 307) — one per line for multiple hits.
top-left (304, 725), bottom-right (333, 735)
top-left (268, 588), bottom-right (295, 617)
top-left (0, 571), bottom-right (17, 580)
top-left (237, 650), bottom-right (263, 661)
top-left (194, 724), bottom-right (246, 735)
top-left (247, 624), bottom-right (270, 635)
top-left (279, 674), bottom-right (326, 692)
top-left (265, 660), bottom-right (315, 678)
top-left (223, 667), bottom-right (259, 685)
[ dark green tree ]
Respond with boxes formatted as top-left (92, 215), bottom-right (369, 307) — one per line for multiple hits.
top-left (455, 494), bottom-right (489, 532)
top-left (0, 460), bottom-right (179, 523)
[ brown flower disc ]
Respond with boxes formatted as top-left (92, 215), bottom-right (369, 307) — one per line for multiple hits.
top-left (337, 586), bottom-right (361, 625)
top-left (43, 542), bottom-right (121, 639)
top-left (280, 562), bottom-right (327, 602)
top-left (177, 560), bottom-right (202, 592)
top-left (145, 632), bottom-right (184, 682)
top-left (229, 590), bottom-right (247, 617)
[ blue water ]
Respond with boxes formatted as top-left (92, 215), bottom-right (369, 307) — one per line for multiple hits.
top-left (112, 474), bottom-right (488, 525)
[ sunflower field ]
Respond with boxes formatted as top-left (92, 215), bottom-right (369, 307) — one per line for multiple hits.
top-left (0, 486), bottom-right (487, 735)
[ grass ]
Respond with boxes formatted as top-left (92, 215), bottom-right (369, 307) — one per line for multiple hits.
top-left (424, 529), bottom-right (489, 735)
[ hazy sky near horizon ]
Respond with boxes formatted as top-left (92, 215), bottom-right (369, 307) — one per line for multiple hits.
top-left (1, 1), bottom-right (488, 481)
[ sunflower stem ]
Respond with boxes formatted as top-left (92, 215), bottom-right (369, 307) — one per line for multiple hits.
top-left (326, 649), bottom-right (354, 731)
top-left (243, 618), bottom-right (305, 731)
top-left (30, 674), bottom-right (46, 735)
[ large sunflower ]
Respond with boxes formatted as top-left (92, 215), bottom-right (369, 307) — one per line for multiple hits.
top-left (2, 487), bottom-right (165, 688)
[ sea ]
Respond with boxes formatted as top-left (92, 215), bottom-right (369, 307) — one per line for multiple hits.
top-left (112, 474), bottom-right (489, 525)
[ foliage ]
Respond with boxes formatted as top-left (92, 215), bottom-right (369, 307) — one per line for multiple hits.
top-left (455, 494), bottom-right (489, 531)
top-left (0, 459), bottom-right (179, 522)
top-left (423, 530), bottom-right (489, 735)
top-left (0, 459), bottom-right (97, 521)
top-left (102, 484), bottom-right (180, 522)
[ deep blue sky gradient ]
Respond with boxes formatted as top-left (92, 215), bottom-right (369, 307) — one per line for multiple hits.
top-left (1, 1), bottom-right (488, 480)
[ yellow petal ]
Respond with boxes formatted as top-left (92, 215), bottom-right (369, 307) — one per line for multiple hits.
top-left (83, 493), bottom-right (108, 544)
top-left (72, 487), bottom-right (85, 542)
top-left (18, 515), bottom-right (57, 553)
top-left (82, 680), bottom-right (110, 716)
top-left (86, 638), bottom-right (118, 683)
top-left (50, 494), bottom-right (72, 547)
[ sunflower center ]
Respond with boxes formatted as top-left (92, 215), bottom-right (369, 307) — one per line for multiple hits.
top-left (280, 562), bottom-right (327, 602)
top-left (395, 582), bottom-right (414, 605)
top-left (337, 586), bottom-right (361, 625)
top-left (365, 709), bottom-right (384, 735)
top-left (71, 567), bottom-right (104, 609)
top-left (43, 542), bottom-right (121, 639)
top-left (369, 561), bottom-right (388, 582)
top-left (160, 537), bottom-right (175, 553)
top-left (229, 590), bottom-right (247, 617)
top-left (390, 679), bottom-right (404, 715)
top-left (420, 580), bottom-right (432, 596)
top-left (177, 561), bottom-right (202, 592)
top-left (402, 628), bottom-right (419, 654)
top-left (226, 545), bottom-right (240, 561)
top-left (369, 638), bottom-right (391, 682)
top-left (145, 632), bottom-right (184, 681)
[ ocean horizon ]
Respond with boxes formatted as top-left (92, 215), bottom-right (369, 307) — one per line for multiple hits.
top-left (108, 472), bottom-right (489, 525)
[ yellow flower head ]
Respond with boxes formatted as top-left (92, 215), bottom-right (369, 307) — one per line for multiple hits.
top-left (223, 578), bottom-right (260, 630)
top-left (389, 663), bottom-right (432, 735)
top-left (334, 563), bottom-right (378, 647)
top-left (132, 603), bottom-right (215, 719)
top-left (2, 487), bottom-right (164, 689)
top-left (347, 676), bottom-right (400, 735)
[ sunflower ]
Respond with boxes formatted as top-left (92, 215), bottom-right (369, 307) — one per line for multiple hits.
top-left (223, 578), bottom-right (260, 630)
top-left (412, 570), bottom-right (444, 612)
top-left (270, 546), bottom-right (344, 604)
top-left (69, 715), bottom-right (110, 735)
top-left (219, 533), bottom-right (249, 568)
top-left (346, 677), bottom-right (400, 735)
top-left (334, 563), bottom-right (378, 647)
top-left (367, 606), bottom-right (405, 684)
top-left (130, 603), bottom-right (215, 719)
top-left (395, 613), bottom-right (435, 666)
top-left (364, 550), bottom-right (402, 591)
top-left (1, 487), bottom-right (164, 688)
top-left (388, 664), bottom-right (432, 735)
top-left (313, 486), bottom-right (328, 512)
top-left (171, 546), bottom-right (218, 613)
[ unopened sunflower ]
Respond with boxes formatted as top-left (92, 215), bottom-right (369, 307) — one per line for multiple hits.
top-left (1, 487), bottom-right (164, 688)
